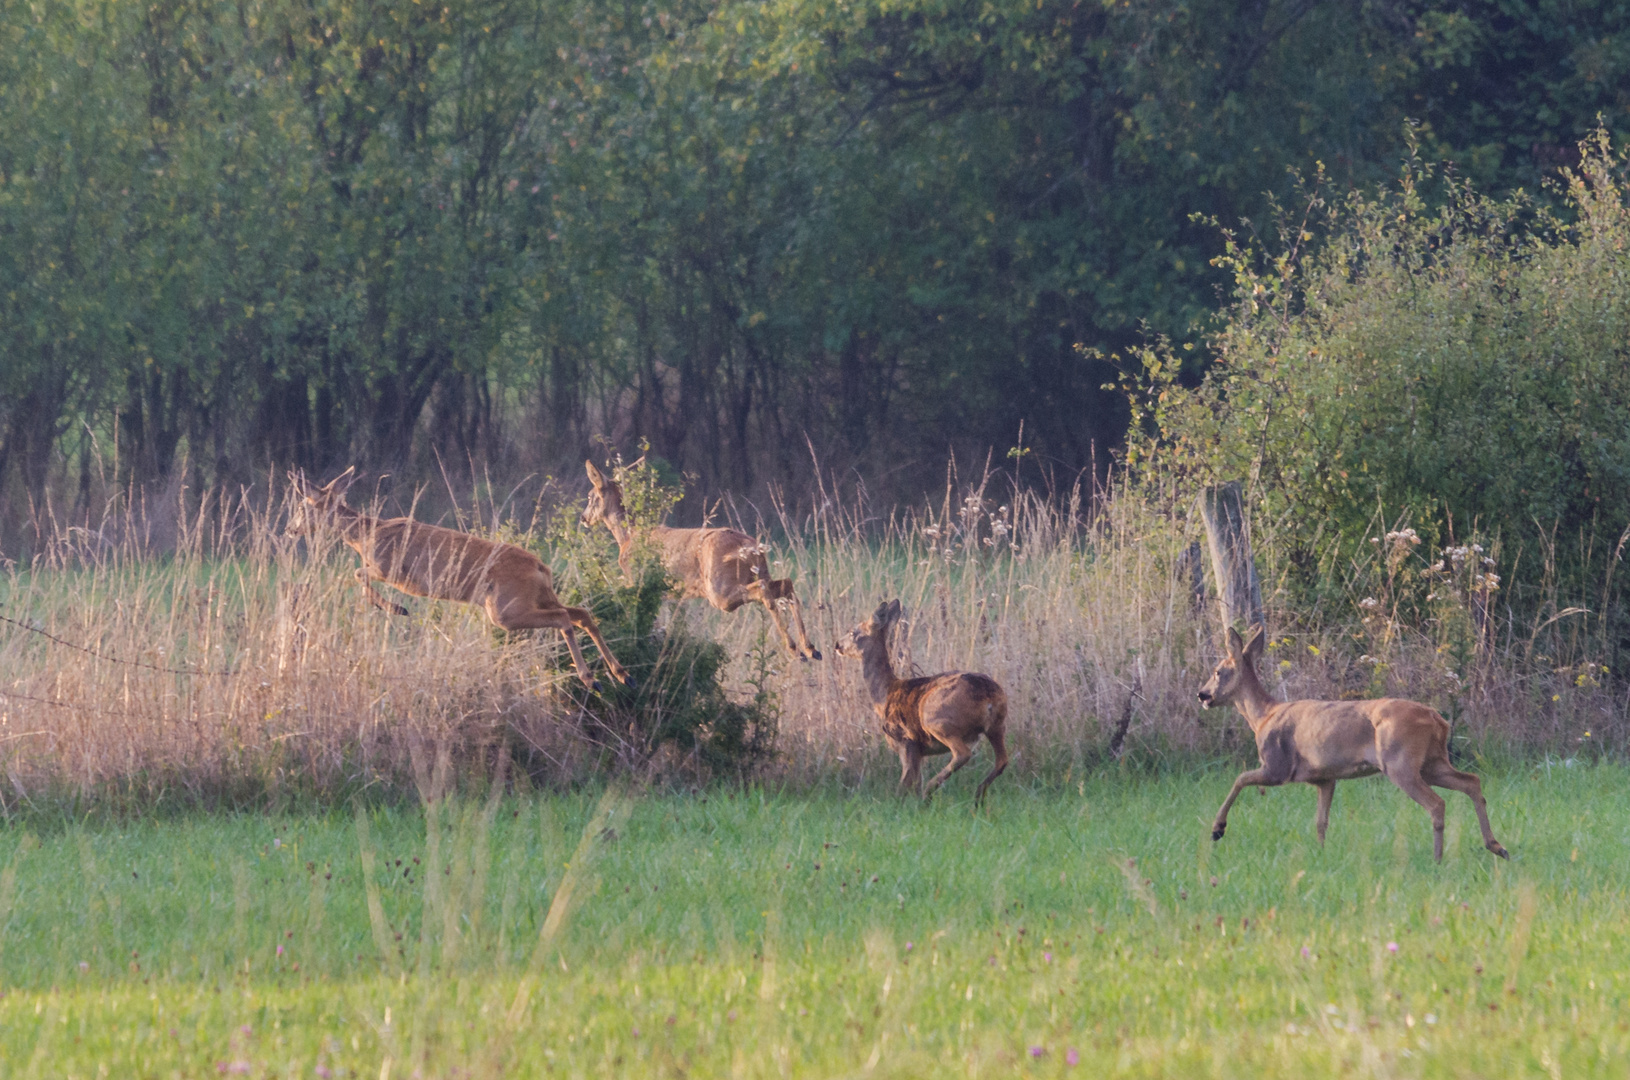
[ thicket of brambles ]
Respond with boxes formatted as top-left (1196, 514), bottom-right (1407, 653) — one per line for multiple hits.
top-left (2, 0), bottom-right (1627, 541)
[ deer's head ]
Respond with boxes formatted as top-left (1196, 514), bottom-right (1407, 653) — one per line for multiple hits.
top-left (1197, 624), bottom-right (1266, 709)
top-left (835, 599), bottom-right (901, 660)
top-left (285, 467), bottom-right (356, 537)
top-left (581, 460), bottom-right (630, 530)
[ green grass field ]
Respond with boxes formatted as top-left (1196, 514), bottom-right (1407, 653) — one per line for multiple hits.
top-left (0, 764), bottom-right (1626, 1078)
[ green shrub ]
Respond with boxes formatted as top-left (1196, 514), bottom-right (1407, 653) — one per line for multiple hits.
top-left (1124, 133), bottom-right (1630, 649)
top-left (518, 458), bottom-right (779, 776)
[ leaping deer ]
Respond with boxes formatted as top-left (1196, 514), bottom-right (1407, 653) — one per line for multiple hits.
top-left (1199, 625), bottom-right (1508, 862)
top-left (835, 600), bottom-right (1009, 805)
top-left (580, 460), bottom-right (821, 661)
top-left (286, 468), bottom-right (636, 692)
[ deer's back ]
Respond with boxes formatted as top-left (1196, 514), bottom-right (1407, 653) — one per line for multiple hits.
top-left (1259, 697), bottom-right (1448, 781)
top-left (656, 526), bottom-right (767, 597)
top-left (360, 518), bottom-right (548, 602)
top-left (881, 672), bottom-right (1005, 750)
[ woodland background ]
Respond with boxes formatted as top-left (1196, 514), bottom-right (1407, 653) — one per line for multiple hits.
top-left (3, 0), bottom-right (1628, 543)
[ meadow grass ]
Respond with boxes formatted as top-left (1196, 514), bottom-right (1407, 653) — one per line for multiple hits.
top-left (0, 766), bottom-right (1625, 1077)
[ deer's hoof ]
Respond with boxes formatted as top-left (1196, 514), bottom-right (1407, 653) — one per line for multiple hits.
top-left (621, 674), bottom-right (640, 690)
top-left (1489, 842), bottom-right (1510, 859)
top-left (392, 604), bottom-right (410, 617)
top-left (1211, 825), bottom-right (1226, 842)
top-left (809, 648), bottom-right (823, 661)
top-left (589, 679), bottom-right (605, 694)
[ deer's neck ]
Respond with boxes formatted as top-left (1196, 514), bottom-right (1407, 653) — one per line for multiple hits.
top-left (860, 636), bottom-right (901, 708)
top-left (332, 504), bottom-right (377, 551)
top-left (1231, 671), bottom-right (1278, 732)
top-left (602, 518), bottom-right (637, 573)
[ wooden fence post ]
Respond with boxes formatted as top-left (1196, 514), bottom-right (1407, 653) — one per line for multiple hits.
top-left (1175, 540), bottom-right (1207, 615)
top-left (1199, 481), bottom-right (1264, 633)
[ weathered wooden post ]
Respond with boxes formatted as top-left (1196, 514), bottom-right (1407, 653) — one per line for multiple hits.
top-left (1175, 540), bottom-right (1207, 615)
top-left (1199, 481), bottom-right (1264, 633)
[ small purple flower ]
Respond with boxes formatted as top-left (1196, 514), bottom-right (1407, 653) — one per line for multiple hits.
top-left (904, 941), bottom-right (914, 952)
top-left (1043, 952), bottom-right (1053, 963)
top-left (1066, 1047), bottom-right (1080, 1066)
top-left (240, 1025), bottom-right (252, 1036)
top-left (726, 1010), bottom-right (737, 1022)
top-left (1386, 941), bottom-right (1399, 954)
top-left (316, 1067), bottom-right (333, 1079)
top-left (1029, 1045), bottom-right (1045, 1058)
top-left (631, 1027), bottom-right (641, 1038)
top-left (1300, 946), bottom-right (1311, 959)
top-left (276, 945), bottom-right (285, 957)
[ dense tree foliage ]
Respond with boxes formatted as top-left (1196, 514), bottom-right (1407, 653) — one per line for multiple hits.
top-left (1, 0), bottom-right (1626, 534)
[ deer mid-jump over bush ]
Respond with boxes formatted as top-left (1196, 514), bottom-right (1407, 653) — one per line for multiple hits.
top-left (835, 600), bottom-right (1008, 805)
top-left (286, 468), bottom-right (636, 692)
top-left (580, 460), bottom-right (821, 661)
top-left (1199, 625), bottom-right (1508, 862)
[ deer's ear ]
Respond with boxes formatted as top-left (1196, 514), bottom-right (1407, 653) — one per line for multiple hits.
top-left (871, 599), bottom-right (896, 626)
top-left (1225, 626), bottom-right (1245, 658)
top-left (1242, 624), bottom-right (1267, 664)
top-left (322, 466), bottom-right (357, 498)
top-left (585, 460), bottom-right (605, 488)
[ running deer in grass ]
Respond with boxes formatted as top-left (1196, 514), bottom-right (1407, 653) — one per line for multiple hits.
top-left (580, 460), bottom-right (822, 660)
top-left (1199, 625), bottom-right (1508, 862)
top-left (286, 468), bottom-right (635, 692)
top-left (835, 600), bottom-right (1009, 805)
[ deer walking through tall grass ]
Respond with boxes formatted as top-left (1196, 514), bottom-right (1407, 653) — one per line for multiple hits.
top-left (581, 460), bottom-right (821, 660)
top-left (835, 599), bottom-right (1009, 805)
top-left (286, 468), bottom-right (636, 691)
top-left (1198, 625), bottom-right (1509, 862)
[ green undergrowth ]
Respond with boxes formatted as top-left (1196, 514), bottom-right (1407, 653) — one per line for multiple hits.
top-left (0, 768), bottom-right (1626, 1077)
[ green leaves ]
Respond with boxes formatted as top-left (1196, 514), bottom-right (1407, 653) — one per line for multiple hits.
top-left (3, 0), bottom-right (1629, 529)
top-left (1131, 135), bottom-right (1630, 618)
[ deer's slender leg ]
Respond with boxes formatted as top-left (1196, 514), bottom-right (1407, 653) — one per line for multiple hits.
top-left (490, 604), bottom-right (600, 689)
top-left (488, 599), bottom-right (634, 691)
top-left (1424, 761), bottom-right (1509, 858)
top-left (1391, 772), bottom-right (1449, 862)
top-left (561, 606), bottom-right (636, 688)
top-left (1212, 767), bottom-right (1284, 841)
top-left (744, 581), bottom-right (801, 656)
top-left (922, 733), bottom-right (974, 801)
top-left (899, 741), bottom-right (924, 797)
top-left (1313, 780), bottom-right (1336, 845)
top-left (771, 579), bottom-right (821, 660)
top-left (975, 728), bottom-right (1008, 807)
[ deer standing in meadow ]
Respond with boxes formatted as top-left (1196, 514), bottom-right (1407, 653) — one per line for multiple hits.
top-left (580, 460), bottom-right (822, 660)
top-left (1198, 625), bottom-right (1508, 862)
top-left (835, 600), bottom-right (1008, 805)
top-left (286, 469), bottom-right (636, 692)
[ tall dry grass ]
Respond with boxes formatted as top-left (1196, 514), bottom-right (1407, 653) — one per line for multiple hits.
top-left (0, 466), bottom-right (1623, 810)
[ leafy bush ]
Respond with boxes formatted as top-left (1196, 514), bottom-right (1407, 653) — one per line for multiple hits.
top-left (523, 458), bottom-right (779, 776)
top-left (1125, 133), bottom-right (1630, 645)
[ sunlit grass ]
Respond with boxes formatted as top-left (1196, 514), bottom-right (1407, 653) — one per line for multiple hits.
top-left (0, 766), bottom-right (1625, 1076)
